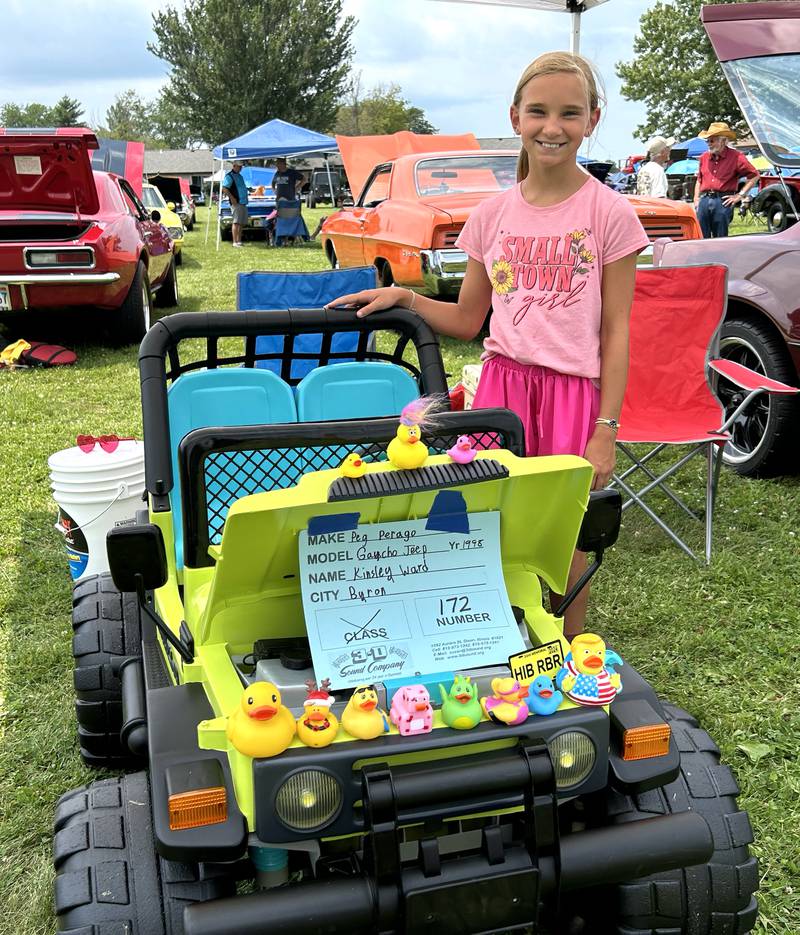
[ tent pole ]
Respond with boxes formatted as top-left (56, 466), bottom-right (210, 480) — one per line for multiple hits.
top-left (204, 159), bottom-right (214, 244)
top-left (323, 154), bottom-right (335, 208)
top-left (216, 158), bottom-right (222, 251)
top-left (570, 10), bottom-right (581, 54)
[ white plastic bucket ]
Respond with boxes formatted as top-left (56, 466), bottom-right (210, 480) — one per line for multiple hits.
top-left (48, 440), bottom-right (146, 581)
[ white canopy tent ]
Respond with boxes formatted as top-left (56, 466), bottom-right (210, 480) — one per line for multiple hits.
top-left (429, 0), bottom-right (608, 53)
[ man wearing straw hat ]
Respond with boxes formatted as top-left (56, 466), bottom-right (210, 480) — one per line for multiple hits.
top-left (693, 121), bottom-right (759, 238)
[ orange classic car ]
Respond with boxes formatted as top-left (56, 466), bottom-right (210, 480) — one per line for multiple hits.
top-left (321, 148), bottom-right (701, 297)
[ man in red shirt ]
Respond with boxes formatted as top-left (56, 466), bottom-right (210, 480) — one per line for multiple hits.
top-left (693, 121), bottom-right (759, 238)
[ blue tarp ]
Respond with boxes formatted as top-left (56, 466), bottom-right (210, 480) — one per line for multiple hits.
top-left (240, 166), bottom-right (276, 188)
top-left (666, 158), bottom-right (700, 175)
top-left (213, 119), bottom-right (337, 161)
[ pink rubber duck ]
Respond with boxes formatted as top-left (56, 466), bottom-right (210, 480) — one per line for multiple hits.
top-left (447, 435), bottom-right (477, 464)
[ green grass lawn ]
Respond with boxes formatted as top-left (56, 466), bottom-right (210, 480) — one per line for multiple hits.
top-left (1, 207), bottom-right (798, 932)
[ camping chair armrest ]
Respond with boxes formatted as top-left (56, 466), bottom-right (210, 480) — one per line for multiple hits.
top-left (709, 358), bottom-right (800, 434)
top-left (708, 358), bottom-right (799, 395)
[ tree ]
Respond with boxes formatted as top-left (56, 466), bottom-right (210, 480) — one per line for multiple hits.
top-left (148, 0), bottom-right (356, 146)
top-left (150, 91), bottom-right (196, 149)
top-left (105, 90), bottom-right (154, 143)
top-left (616, 0), bottom-right (747, 141)
top-left (335, 82), bottom-right (437, 136)
top-left (51, 95), bottom-right (84, 127)
top-left (0, 102), bottom-right (54, 127)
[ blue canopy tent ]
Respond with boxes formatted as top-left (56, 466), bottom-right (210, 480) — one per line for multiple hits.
top-left (207, 119), bottom-right (337, 247)
top-left (675, 136), bottom-right (709, 158)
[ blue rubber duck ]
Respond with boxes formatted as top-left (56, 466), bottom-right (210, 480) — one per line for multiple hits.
top-left (524, 675), bottom-right (563, 716)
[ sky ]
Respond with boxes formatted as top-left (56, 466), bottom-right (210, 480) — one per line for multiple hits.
top-left (0, 0), bottom-right (657, 163)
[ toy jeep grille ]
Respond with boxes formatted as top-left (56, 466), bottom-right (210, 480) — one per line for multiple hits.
top-left (179, 410), bottom-right (525, 567)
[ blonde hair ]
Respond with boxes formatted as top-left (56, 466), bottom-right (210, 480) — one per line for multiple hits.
top-left (513, 52), bottom-right (605, 182)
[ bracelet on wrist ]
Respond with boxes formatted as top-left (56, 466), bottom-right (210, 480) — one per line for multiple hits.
top-left (595, 417), bottom-right (620, 432)
top-left (407, 288), bottom-right (417, 312)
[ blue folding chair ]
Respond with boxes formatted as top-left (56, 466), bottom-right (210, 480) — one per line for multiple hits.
top-left (237, 266), bottom-right (379, 381)
top-left (273, 200), bottom-right (309, 245)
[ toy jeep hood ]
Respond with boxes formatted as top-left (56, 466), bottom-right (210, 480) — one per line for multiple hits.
top-left (197, 450), bottom-right (592, 646)
top-left (703, 1), bottom-right (800, 169)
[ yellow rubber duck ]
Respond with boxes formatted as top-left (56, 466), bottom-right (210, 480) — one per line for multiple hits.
top-left (341, 685), bottom-right (390, 740)
top-left (226, 682), bottom-right (296, 758)
top-left (386, 396), bottom-right (440, 470)
top-left (340, 452), bottom-right (367, 478)
top-left (296, 681), bottom-right (339, 748)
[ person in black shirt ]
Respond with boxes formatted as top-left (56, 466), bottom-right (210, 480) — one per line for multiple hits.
top-left (272, 157), bottom-right (305, 202)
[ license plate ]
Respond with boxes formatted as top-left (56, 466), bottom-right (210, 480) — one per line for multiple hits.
top-left (0, 285), bottom-right (11, 311)
top-left (251, 217), bottom-right (264, 227)
top-left (508, 639), bottom-right (564, 684)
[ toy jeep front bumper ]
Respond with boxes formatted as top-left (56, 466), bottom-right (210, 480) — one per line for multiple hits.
top-left (184, 738), bottom-right (712, 935)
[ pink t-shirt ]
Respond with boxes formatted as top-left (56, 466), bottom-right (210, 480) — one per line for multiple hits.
top-left (457, 175), bottom-right (649, 379)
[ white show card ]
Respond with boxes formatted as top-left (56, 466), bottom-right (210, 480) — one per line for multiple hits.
top-left (298, 511), bottom-right (524, 689)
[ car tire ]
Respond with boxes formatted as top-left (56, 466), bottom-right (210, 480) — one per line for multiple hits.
top-left (377, 260), bottom-right (394, 288)
top-left (155, 258), bottom-right (180, 309)
top-left (327, 244), bottom-right (339, 269)
top-left (116, 261), bottom-right (153, 346)
top-left (53, 772), bottom-right (235, 935)
top-left (764, 198), bottom-right (791, 233)
top-left (307, 194), bottom-right (316, 209)
top-left (175, 250), bottom-right (183, 267)
top-left (72, 573), bottom-right (143, 768)
top-left (716, 318), bottom-right (799, 476)
top-left (570, 703), bottom-right (758, 935)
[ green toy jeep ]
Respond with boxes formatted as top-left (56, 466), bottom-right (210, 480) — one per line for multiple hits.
top-left (54, 309), bottom-right (758, 934)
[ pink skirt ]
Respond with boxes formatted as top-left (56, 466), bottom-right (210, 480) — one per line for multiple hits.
top-left (472, 355), bottom-right (600, 457)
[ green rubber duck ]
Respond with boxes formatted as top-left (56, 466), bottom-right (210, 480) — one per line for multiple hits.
top-left (439, 675), bottom-right (482, 730)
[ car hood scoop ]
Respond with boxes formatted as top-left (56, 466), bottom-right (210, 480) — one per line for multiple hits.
top-left (0, 128), bottom-right (100, 214)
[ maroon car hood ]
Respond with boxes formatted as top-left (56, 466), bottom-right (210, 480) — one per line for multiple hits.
top-left (702, 2), bottom-right (800, 169)
top-left (0, 128), bottom-right (100, 214)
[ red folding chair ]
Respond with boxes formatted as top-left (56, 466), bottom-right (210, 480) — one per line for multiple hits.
top-left (614, 264), bottom-right (799, 562)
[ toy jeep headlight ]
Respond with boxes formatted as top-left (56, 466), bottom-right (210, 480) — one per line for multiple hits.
top-left (275, 769), bottom-right (342, 831)
top-left (549, 731), bottom-right (596, 789)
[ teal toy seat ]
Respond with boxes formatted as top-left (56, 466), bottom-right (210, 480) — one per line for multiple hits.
top-left (167, 368), bottom-right (298, 568)
top-left (295, 361), bottom-right (418, 421)
top-left (296, 361), bottom-right (419, 473)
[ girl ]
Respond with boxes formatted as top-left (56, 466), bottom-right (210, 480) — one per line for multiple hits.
top-left (328, 52), bottom-right (649, 637)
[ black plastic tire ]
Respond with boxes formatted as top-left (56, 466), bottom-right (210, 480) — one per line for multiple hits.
top-left (72, 573), bottom-right (142, 768)
top-left (155, 258), bottom-right (180, 308)
top-left (116, 260), bottom-right (152, 345)
top-left (53, 772), bottom-right (235, 935)
top-left (578, 703), bottom-right (758, 934)
top-left (716, 318), bottom-right (799, 476)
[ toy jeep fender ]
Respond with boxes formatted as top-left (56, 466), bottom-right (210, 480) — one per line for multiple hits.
top-left (54, 308), bottom-right (758, 935)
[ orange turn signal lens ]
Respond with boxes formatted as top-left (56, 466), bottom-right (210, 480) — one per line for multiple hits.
top-left (622, 724), bottom-right (671, 761)
top-left (168, 786), bottom-right (227, 830)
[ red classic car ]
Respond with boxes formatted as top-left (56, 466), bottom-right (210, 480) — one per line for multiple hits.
top-left (321, 147), bottom-right (700, 297)
top-left (0, 128), bottom-right (178, 344)
top-left (654, 1), bottom-right (800, 477)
